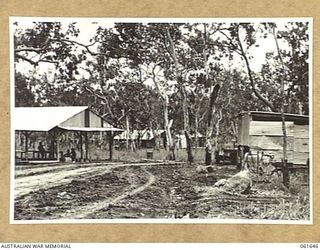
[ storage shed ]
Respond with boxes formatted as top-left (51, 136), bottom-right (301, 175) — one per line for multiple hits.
top-left (13, 106), bottom-right (123, 163)
top-left (114, 129), bottom-right (166, 149)
top-left (238, 111), bottom-right (309, 165)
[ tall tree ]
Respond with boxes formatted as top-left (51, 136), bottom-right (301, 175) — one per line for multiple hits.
top-left (106, 23), bottom-right (180, 156)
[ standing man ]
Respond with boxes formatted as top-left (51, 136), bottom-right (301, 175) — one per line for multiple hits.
top-left (38, 142), bottom-right (46, 159)
top-left (70, 148), bottom-right (77, 163)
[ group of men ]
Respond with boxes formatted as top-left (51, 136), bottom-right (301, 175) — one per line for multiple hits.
top-left (37, 142), bottom-right (77, 162)
top-left (63, 148), bottom-right (77, 162)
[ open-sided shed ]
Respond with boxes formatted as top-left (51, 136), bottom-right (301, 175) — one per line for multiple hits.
top-left (13, 106), bottom-right (123, 163)
top-left (238, 111), bottom-right (309, 165)
top-left (114, 129), bottom-right (166, 148)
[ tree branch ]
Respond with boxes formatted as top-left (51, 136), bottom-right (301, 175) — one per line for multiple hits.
top-left (15, 47), bottom-right (47, 53)
top-left (15, 37), bottom-right (51, 53)
top-left (151, 63), bottom-right (167, 101)
top-left (83, 85), bottom-right (115, 118)
top-left (165, 28), bottom-right (180, 75)
top-left (15, 53), bottom-right (38, 66)
top-left (15, 53), bottom-right (59, 66)
top-left (117, 107), bottom-right (132, 122)
top-left (218, 30), bottom-right (242, 56)
top-left (54, 38), bottom-right (101, 56)
top-left (236, 25), bottom-right (276, 112)
top-left (15, 36), bottom-right (129, 67)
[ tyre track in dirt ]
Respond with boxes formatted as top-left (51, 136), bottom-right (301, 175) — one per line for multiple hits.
top-left (14, 162), bottom-right (179, 199)
top-left (14, 164), bottom-right (124, 198)
top-left (15, 165), bottom-right (80, 178)
top-left (56, 167), bottom-right (156, 219)
top-left (15, 162), bottom-right (122, 179)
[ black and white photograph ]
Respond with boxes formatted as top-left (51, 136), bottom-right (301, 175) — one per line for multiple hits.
top-left (10, 17), bottom-right (312, 223)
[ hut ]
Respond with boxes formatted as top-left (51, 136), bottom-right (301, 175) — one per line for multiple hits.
top-left (237, 111), bottom-right (309, 165)
top-left (13, 106), bottom-right (123, 163)
top-left (114, 129), bottom-right (166, 149)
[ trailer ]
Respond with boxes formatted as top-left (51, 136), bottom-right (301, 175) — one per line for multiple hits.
top-left (237, 111), bottom-right (309, 173)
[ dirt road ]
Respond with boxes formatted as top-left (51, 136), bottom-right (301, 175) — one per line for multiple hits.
top-left (59, 168), bottom-right (156, 219)
top-left (14, 162), bottom-right (181, 220)
top-left (15, 162), bottom-right (178, 198)
top-left (15, 163), bottom-right (123, 198)
top-left (13, 162), bottom-right (310, 221)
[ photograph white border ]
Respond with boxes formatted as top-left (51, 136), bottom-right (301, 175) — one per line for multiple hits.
top-left (9, 16), bottom-right (313, 225)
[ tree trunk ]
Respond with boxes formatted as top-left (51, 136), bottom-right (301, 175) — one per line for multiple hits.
top-left (281, 93), bottom-right (289, 187)
top-left (185, 130), bottom-right (193, 163)
top-left (181, 87), bottom-right (194, 163)
top-left (125, 114), bottom-right (130, 150)
top-left (163, 95), bottom-right (175, 159)
top-left (194, 110), bottom-right (199, 148)
top-left (236, 25), bottom-right (276, 112)
top-left (166, 28), bottom-right (193, 163)
top-left (202, 24), bottom-right (221, 165)
top-left (205, 85), bottom-right (220, 165)
top-left (273, 26), bottom-right (289, 187)
top-left (150, 123), bottom-right (160, 150)
top-left (130, 131), bottom-right (136, 151)
top-left (214, 109), bottom-right (223, 150)
top-left (205, 139), bottom-right (212, 165)
top-left (281, 91), bottom-right (290, 186)
top-left (151, 62), bottom-right (175, 158)
top-left (193, 95), bottom-right (205, 149)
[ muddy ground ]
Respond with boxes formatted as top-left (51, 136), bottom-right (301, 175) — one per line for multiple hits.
top-left (14, 162), bottom-right (310, 221)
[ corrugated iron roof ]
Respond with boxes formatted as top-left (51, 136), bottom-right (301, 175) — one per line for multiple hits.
top-left (58, 126), bottom-right (123, 132)
top-left (13, 106), bottom-right (88, 131)
top-left (239, 111), bottom-right (309, 125)
top-left (114, 129), bottom-right (166, 140)
top-left (249, 111), bottom-right (309, 119)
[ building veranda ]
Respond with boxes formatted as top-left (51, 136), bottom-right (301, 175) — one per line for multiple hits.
top-left (14, 106), bottom-right (123, 164)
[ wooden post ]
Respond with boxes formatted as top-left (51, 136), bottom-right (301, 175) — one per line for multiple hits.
top-left (22, 131), bottom-right (34, 160)
top-left (23, 131), bottom-right (29, 160)
top-left (56, 134), bottom-right (60, 162)
top-left (49, 130), bottom-right (61, 162)
top-left (109, 131), bottom-right (113, 161)
top-left (79, 132), bottom-right (83, 161)
top-left (50, 133), bottom-right (55, 160)
top-left (84, 109), bottom-right (90, 161)
top-left (85, 131), bottom-right (89, 161)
